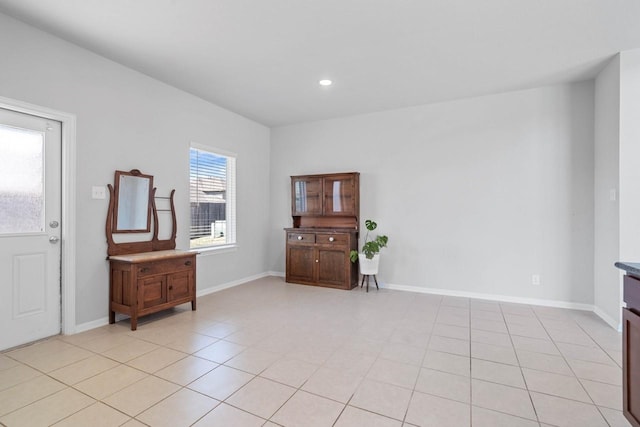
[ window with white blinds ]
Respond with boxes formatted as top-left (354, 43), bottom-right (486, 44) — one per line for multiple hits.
top-left (189, 144), bottom-right (236, 249)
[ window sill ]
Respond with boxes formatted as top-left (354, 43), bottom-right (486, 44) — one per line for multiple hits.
top-left (191, 244), bottom-right (238, 256)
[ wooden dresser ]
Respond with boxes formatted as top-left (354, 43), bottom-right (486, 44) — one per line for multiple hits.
top-left (285, 172), bottom-right (359, 290)
top-left (106, 169), bottom-right (196, 330)
top-left (109, 250), bottom-right (196, 331)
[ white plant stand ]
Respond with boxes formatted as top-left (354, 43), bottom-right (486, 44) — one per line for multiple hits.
top-left (358, 254), bottom-right (380, 292)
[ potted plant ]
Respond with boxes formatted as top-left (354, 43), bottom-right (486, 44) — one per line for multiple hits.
top-left (350, 219), bottom-right (389, 275)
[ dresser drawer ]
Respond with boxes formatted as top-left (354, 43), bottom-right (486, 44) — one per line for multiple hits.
top-left (137, 256), bottom-right (195, 277)
top-left (288, 232), bottom-right (316, 244)
top-left (315, 232), bottom-right (348, 246)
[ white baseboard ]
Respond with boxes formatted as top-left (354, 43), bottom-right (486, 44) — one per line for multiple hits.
top-left (196, 272), bottom-right (272, 298)
top-left (72, 272), bottom-right (620, 334)
top-left (382, 282), bottom-right (595, 311)
top-left (72, 271), bottom-right (274, 335)
top-left (74, 317), bottom-right (110, 334)
top-left (593, 306), bottom-right (622, 331)
top-left (387, 281), bottom-right (621, 330)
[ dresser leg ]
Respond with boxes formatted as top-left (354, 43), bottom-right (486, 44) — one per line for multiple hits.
top-left (191, 299), bottom-right (197, 311)
top-left (130, 316), bottom-right (137, 331)
top-left (109, 310), bottom-right (115, 324)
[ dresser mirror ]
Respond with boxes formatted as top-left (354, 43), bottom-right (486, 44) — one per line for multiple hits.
top-left (113, 169), bottom-right (153, 233)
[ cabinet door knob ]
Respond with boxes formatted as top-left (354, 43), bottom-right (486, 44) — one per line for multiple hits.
top-left (297, 236), bottom-right (303, 240)
top-left (315, 259), bottom-right (319, 263)
top-left (140, 267), bottom-right (150, 273)
top-left (169, 286), bottom-right (173, 290)
top-left (184, 260), bottom-right (192, 266)
top-left (329, 237), bottom-right (334, 242)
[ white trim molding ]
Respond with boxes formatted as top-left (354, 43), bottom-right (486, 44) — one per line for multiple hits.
top-left (0, 96), bottom-right (77, 335)
top-left (382, 282), bottom-right (595, 311)
top-left (74, 272), bottom-right (272, 333)
top-left (75, 271), bottom-right (623, 334)
top-left (264, 273), bottom-right (610, 317)
top-left (381, 282), bottom-right (625, 330)
top-left (593, 305), bottom-right (622, 331)
top-left (196, 272), bottom-right (271, 298)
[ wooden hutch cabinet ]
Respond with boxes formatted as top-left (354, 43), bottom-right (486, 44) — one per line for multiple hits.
top-left (286, 172), bottom-right (359, 290)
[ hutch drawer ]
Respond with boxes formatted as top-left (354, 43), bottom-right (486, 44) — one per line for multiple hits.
top-left (315, 232), bottom-right (349, 246)
top-left (287, 232), bottom-right (316, 244)
top-left (136, 257), bottom-right (194, 277)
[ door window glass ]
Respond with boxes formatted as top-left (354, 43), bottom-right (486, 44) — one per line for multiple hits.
top-left (0, 125), bottom-right (44, 234)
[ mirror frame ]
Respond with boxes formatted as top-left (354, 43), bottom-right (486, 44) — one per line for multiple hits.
top-left (113, 169), bottom-right (153, 233)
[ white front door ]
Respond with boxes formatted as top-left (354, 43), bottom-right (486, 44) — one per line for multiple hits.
top-left (0, 108), bottom-right (62, 350)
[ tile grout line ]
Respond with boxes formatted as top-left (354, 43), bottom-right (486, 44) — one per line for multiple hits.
top-left (0, 281), bottom-right (626, 426)
top-left (499, 303), bottom-right (541, 425)
top-left (400, 294), bottom-right (441, 426)
top-left (530, 307), bottom-right (614, 427)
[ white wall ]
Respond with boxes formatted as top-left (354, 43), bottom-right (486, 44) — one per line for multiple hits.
top-left (0, 10), bottom-right (609, 327)
top-left (0, 13), bottom-right (271, 327)
top-left (619, 50), bottom-right (640, 302)
top-left (594, 56), bottom-right (621, 327)
top-left (269, 82), bottom-right (595, 305)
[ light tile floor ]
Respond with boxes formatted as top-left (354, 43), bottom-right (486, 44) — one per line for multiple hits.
top-left (0, 276), bottom-right (631, 427)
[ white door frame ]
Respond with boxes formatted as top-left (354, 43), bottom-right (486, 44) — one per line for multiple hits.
top-left (0, 95), bottom-right (77, 335)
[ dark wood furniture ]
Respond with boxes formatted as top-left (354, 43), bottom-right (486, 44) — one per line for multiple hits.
top-left (106, 169), bottom-right (196, 330)
top-left (285, 172), bottom-right (359, 290)
top-left (286, 229), bottom-right (358, 289)
top-left (615, 262), bottom-right (640, 427)
top-left (109, 250), bottom-right (196, 330)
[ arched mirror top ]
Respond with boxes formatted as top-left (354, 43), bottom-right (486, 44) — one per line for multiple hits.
top-left (113, 169), bottom-right (153, 233)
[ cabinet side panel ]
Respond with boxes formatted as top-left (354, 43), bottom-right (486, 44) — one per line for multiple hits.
top-left (625, 276), bottom-right (640, 311)
top-left (111, 269), bottom-right (123, 305)
top-left (624, 308), bottom-right (640, 427)
top-left (191, 256), bottom-right (197, 309)
top-left (122, 271), bottom-right (133, 306)
top-left (111, 269), bottom-right (133, 307)
top-left (349, 233), bottom-right (358, 287)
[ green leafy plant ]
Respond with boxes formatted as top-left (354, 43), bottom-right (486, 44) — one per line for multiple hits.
top-left (350, 219), bottom-right (389, 262)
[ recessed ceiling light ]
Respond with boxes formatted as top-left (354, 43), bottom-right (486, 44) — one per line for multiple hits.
top-left (319, 79), bottom-right (332, 86)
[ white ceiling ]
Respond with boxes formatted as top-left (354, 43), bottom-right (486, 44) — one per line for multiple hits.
top-left (1, 0), bottom-right (639, 127)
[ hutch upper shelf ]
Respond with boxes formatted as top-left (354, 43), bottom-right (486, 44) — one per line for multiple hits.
top-left (291, 172), bottom-right (360, 229)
